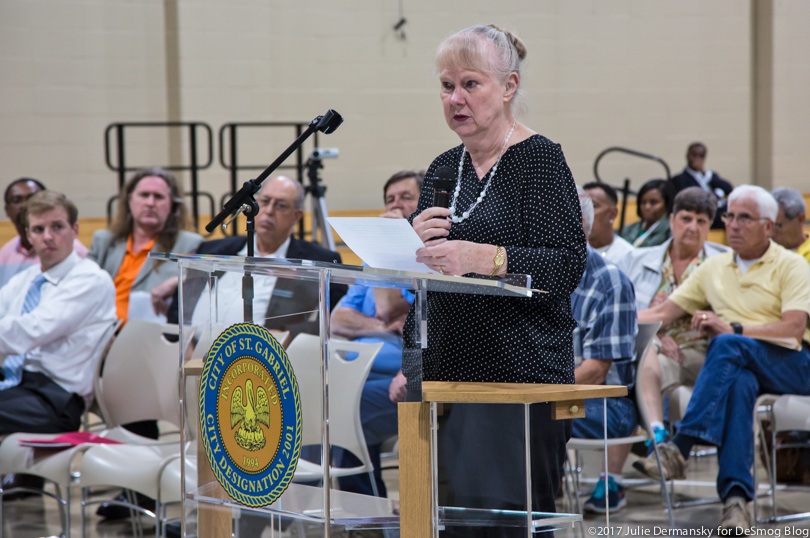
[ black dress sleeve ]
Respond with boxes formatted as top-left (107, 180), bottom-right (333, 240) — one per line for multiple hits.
top-left (503, 142), bottom-right (587, 299)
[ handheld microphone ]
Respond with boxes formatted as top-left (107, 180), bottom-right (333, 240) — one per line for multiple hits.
top-left (433, 166), bottom-right (456, 209)
top-left (429, 166), bottom-right (456, 243)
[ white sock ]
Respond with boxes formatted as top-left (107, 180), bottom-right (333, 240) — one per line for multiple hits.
top-left (650, 420), bottom-right (666, 432)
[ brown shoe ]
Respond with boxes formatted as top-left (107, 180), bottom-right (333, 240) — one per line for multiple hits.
top-left (634, 441), bottom-right (687, 480)
top-left (720, 497), bottom-right (752, 533)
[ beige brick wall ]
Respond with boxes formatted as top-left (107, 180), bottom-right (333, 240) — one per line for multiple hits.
top-left (0, 0), bottom-right (806, 221)
top-left (772, 1), bottom-right (810, 190)
top-left (0, 0), bottom-right (171, 218)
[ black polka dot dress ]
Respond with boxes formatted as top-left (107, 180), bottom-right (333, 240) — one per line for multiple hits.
top-left (403, 134), bottom-right (587, 390)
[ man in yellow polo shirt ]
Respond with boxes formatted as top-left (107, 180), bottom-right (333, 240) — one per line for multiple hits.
top-left (635, 185), bottom-right (810, 532)
top-left (771, 187), bottom-right (810, 264)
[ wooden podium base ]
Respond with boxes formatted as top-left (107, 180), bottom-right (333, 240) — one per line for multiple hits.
top-left (398, 382), bottom-right (627, 538)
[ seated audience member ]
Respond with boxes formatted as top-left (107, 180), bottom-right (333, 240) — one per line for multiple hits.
top-left (88, 167), bottom-right (202, 519)
top-left (331, 170), bottom-right (422, 497)
top-left (0, 177), bottom-right (88, 287)
top-left (170, 175), bottom-right (345, 333)
top-left (583, 182), bottom-right (634, 275)
top-left (571, 187), bottom-right (638, 513)
top-left (771, 187), bottom-right (810, 263)
top-left (620, 179), bottom-right (673, 248)
top-left (89, 167), bottom-right (203, 324)
top-left (668, 142), bottom-right (733, 229)
top-left (626, 188), bottom-right (728, 444)
top-left (636, 185), bottom-right (810, 532)
top-left (0, 191), bottom-right (116, 493)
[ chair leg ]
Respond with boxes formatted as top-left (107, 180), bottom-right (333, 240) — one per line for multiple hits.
top-left (64, 487), bottom-right (71, 538)
top-left (563, 452), bottom-right (585, 538)
top-left (0, 474), bottom-right (4, 538)
top-left (770, 426), bottom-right (777, 521)
top-left (154, 501), bottom-right (162, 538)
top-left (80, 488), bottom-right (87, 538)
top-left (53, 483), bottom-right (71, 538)
top-left (124, 489), bottom-right (143, 538)
top-left (649, 441), bottom-right (675, 528)
top-left (368, 470), bottom-right (380, 498)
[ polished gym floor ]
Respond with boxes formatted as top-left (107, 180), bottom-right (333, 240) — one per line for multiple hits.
top-left (3, 446), bottom-right (810, 537)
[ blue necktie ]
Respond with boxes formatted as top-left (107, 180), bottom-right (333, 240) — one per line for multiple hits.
top-left (0, 274), bottom-right (47, 390)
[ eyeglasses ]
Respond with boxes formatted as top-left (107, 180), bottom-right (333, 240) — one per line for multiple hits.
top-left (256, 197), bottom-right (294, 213)
top-left (721, 212), bottom-right (770, 226)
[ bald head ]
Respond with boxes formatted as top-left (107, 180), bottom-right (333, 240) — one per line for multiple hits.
top-left (260, 176), bottom-right (305, 210)
top-left (254, 176), bottom-right (306, 255)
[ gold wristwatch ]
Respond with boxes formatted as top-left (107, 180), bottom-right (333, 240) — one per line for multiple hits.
top-left (489, 246), bottom-right (505, 276)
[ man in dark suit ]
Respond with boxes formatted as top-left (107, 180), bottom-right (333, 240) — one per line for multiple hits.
top-left (668, 142), bottom-right (733, 229)
top-left (168, 176), bottom-right (345, 333)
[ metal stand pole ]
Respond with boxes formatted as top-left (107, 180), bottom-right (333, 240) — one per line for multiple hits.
top-left (306, 156), bottom-right (336, 252)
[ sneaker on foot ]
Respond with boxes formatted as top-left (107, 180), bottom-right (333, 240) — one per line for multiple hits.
top-left (719, 497), bottom-right (751, 533)
top-left (633, 441), bottom-right (686, 480)
top-left (583, 475), bottom-right (626, 514)
top-left (644, 426), bottom-right (670, 453)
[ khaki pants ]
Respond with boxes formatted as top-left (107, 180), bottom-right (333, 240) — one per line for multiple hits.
top-left (656, 340), bottom-right (706, 396)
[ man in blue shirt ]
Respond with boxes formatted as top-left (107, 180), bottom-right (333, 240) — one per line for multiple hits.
top-left (331, 170), bottom-right (422, 497)
top-left (572, 186), bottom-right (638, 514)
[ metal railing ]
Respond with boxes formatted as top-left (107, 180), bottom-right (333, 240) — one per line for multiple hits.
top-left (593, 146), bottom-right (672, 233)
top-left (104, 122), bottom-right (215, 230)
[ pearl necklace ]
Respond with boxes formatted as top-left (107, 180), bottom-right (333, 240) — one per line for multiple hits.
top-left (450, 120), bottom-right (517, 223)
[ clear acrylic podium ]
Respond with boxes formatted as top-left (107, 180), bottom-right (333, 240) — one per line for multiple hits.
top-left (159, 253), bottom-right (626, 538)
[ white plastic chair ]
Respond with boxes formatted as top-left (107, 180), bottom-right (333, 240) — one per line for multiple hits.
top-left (0, 318), bottom-right (120, 538)
top-left (566, 321), bottom-right (674, 527)
top-left (754, 394), bottom-right (810, 523)
top-left (284, 333), bottom-right (383, 491)
top-left (76, 320), bottom-right (194, 538)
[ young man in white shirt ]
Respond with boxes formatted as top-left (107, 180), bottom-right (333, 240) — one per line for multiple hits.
top-left (0, 190), bottom-right (116, 433)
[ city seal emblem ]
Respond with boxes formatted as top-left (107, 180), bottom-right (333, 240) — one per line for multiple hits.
top-left (199, 324), bottom-right (301, 507)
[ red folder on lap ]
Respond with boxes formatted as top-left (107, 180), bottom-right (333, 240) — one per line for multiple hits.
top-left (18, 432), bottom-right (124, 448)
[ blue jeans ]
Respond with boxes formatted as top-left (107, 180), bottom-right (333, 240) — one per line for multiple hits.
top-left (571, 395), bottom-right (637, 439)
top-left (677, 334), bottom-right (810, 500)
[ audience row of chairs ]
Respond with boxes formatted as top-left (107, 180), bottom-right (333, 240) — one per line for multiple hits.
top-left (0, 321), bottom-right (387, 537)
top-left (566, 323), bottom-right (810, 527)
top-left (3, 322), bottom-right (809, 536)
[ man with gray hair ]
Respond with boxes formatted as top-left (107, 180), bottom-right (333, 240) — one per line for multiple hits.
top-left (636, 185), bottom-right (810, 532)
top-left (168, 176), bottom-right (345, 335)
top-left (569, 186), bottom-right (638, 513)
top-left (771, 187), bottom-right (810, 264)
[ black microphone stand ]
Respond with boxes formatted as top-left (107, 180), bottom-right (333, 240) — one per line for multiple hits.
top-left (305, 154), bottom-right (337, 252)
top-left (206, 109), bottom-right (343, 322)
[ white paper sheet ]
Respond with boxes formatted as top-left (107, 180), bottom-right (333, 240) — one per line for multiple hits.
top-left (326, 217), bottom-right (436, 274)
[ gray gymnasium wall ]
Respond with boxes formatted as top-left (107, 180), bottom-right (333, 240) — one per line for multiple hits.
top-left (1, 0), bottom-right (807, 219)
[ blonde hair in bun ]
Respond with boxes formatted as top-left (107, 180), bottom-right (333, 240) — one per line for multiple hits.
top-left (435, 24), bottom-right (528, 116)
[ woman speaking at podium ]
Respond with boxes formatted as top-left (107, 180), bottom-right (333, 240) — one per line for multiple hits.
top-left (402, 24), bottom-right (587, 532)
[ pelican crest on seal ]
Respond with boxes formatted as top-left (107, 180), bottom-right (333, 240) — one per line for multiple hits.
top-left (230, 379), bottom-right (270, 451)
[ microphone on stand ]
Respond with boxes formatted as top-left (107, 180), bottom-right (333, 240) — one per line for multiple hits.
top-left (433, 166), bottom-right (456, 209)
